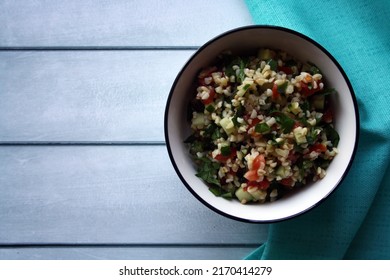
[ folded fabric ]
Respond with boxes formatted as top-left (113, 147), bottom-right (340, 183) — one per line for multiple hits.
top-left (244, 0), bottom-right (390, 259)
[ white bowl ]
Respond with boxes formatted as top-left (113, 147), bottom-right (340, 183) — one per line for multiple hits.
top-left (164, 25), bottom-right (359, 223)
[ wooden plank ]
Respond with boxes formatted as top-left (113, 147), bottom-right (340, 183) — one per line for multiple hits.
top-left (0, 50), bottom-right (192, 142)
top-left (0, 145), bottom-right (268, 244)
top-left (0, 245), bottom-right (258, 260)
top-left (0, 0), bottom-right (252, 47)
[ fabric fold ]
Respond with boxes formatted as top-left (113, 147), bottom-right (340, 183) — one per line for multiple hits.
top-left (244, 0), bottom-right (390, 259)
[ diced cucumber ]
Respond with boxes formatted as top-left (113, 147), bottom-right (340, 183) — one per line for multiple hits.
top-left (219, 117), bottom-right (235, 135)
top-left (235, 187), bottom-right (253, 204)
top-left (293, 126), bottom-right (308, 144)
top-left (289, 101), bottom-right (301, 115)
top-left (311, 95), bottom-right (325, 110)
top-left (276, 166), bottom-right (288, 177)
top-left (258, 49), bottom-right (273, 60)
top-left (192, 113), bottom-right (205, 127)
top-left (248, 189), bottom-right (267, 202)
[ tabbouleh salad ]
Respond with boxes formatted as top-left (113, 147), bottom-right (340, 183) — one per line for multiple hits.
top-left (185, 48), bottom-right (339, 204)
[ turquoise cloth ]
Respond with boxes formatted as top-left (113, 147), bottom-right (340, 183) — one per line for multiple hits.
top-left (244, 0), bottom-right (390, 259)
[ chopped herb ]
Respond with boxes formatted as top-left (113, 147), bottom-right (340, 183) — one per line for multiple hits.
top-left (273, 112), bottom-right (295, 133)
top-left (255, 123), bottom-right (271, 134)
top-left (319, 88), bottom-right (338, 96)
top-left (243, 84), bottom-right (251, 91)
top-left (224, 56), bottom-right (247, 83)
top-left (208, 186), bottom-right (232, 198)
top-left (301, 100), bottom-right (310, 113)
top-left (267, 59), bottom-right (277, 71)
top-left (211, 128), bottom-right (222, 141)
top-left (209, 185), bottom-right (224, 196)
top-left (221, 192), bottom-right (233, 199)
top-left (203, 123), bottom-right (223, 142)
top-left (309, 62), bottom-right (322, 75)
top-left (277, 81), bottom-right (288, 94)
top-left (306, 128), bottom-right (320, 145)
top-left (285, 59), bottom-right (297, 67)
top-left (195, 157), bottom-right (221, 187)
top-left (324, 125), bottom-right (340, 147)
top-left (205, 104), bottom-right (215, 113)
top-left (189, 140), bottom-right (203, 154)
top-left (221, 146), bottom-right (232, 156)
top-left (232, 105), bottom-right (245, 127)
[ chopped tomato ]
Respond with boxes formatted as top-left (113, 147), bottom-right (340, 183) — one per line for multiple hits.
top-left (280, 177), bottom-right (294, 187)
top-left (258, 179), bottom-right (270, 190)
top-left (322, 108), bottom-right (333, 123)
top-left (202, 87), bottom-right (215, 105)
top-left (310, 143), bottom-right (327, 153)
top-left (278, 66), bottom-right (293, 75)
top-left (214, 147), bottom-right (236, 162)
top-left (293, 121), bottom-right (303, 129)
top-left (272, 83), bottom-right (281, 100)
top-left (247, 179), bottom-right (270, 190)
top-left (244, 115), bottom-right (262, 136)
top-left (252, 154), bottom-right (265, 170)
top-left (300, 81), bottom-right (321, 97)
top-left (287, 151), bottom-right (299, 163)
top-left (248, 118), bottom-right (261, 133)
top-left (245, 154), bottom-right (266, 182)
top-left (244, 169), bottom-right (260, 182)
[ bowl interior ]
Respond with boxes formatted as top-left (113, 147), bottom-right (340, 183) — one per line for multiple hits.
top-left (165, 26), bottom-right (358, 222)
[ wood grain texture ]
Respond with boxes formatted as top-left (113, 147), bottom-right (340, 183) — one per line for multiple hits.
top-left (0, 50), bottom-right (192, 142)
top-left (0, 0), bottom-right (265, 260)
top-left (0, 145), bottom-right (268, 244)
top-left (0, 0), bottom-right (252, 47)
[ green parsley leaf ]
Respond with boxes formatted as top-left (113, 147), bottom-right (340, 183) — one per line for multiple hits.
top-left (255, 123), bottom-right (271, 134)
top-left (189, 140), bottom-right (203, 154)
top-left (205, 104), bottom-right (215, 113)
top-left (273, 112), bottom-right (295, 133)
top-left (232, 105), bottom-right (245, 127)
top-left (267, 59), bottom-right (277, 71)
top-left (243, 84), bottom-right (251, 91)
top-left (220, 146), bottom-right (231, 156)
top-left (277, 81), bottom-right (288, 94)
top-left (324, 125), bottom-right (340, 147)
top-left (195, 157), bottom-right (221, 187)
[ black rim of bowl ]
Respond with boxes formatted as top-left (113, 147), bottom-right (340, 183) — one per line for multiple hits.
top-left (164, 25), bottom-right (360, 223)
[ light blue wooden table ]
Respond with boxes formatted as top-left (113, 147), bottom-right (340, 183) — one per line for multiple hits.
top-left (0, 0), bottom-right (268, 259)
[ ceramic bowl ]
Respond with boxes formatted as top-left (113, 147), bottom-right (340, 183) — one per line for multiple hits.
top-left (164, 25), bottom-right (359, 223)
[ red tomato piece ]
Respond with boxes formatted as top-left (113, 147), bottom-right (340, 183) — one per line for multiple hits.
top-left (278, 66), bottom-right (293, 75)
top-left (322, 108), bottom-right (333, 123)
top-left (293, 121), bottom-right (303, 129)
top-left (272, 83), bottom-right (280, 100)
top-left (258, 178), bottom-right (270, 190)
top-left (252, 154), bottom-right (265, 171)
top-left (247, 179), bottom-right (270, 190)
top-left (244, 169), bottom-right (260, 182)
top-left (214, 147), bottom-right (237, 162)
top-left (288, 151), bottom-right (299, 163)
top-left (201, 87), bottom-right (215, 105)
top-left (280, 177), bottom-right (294, 187)
top-left (300, 81), bottom-right (321, 97)
top-left (310, 143), bottom-right (327, 153)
